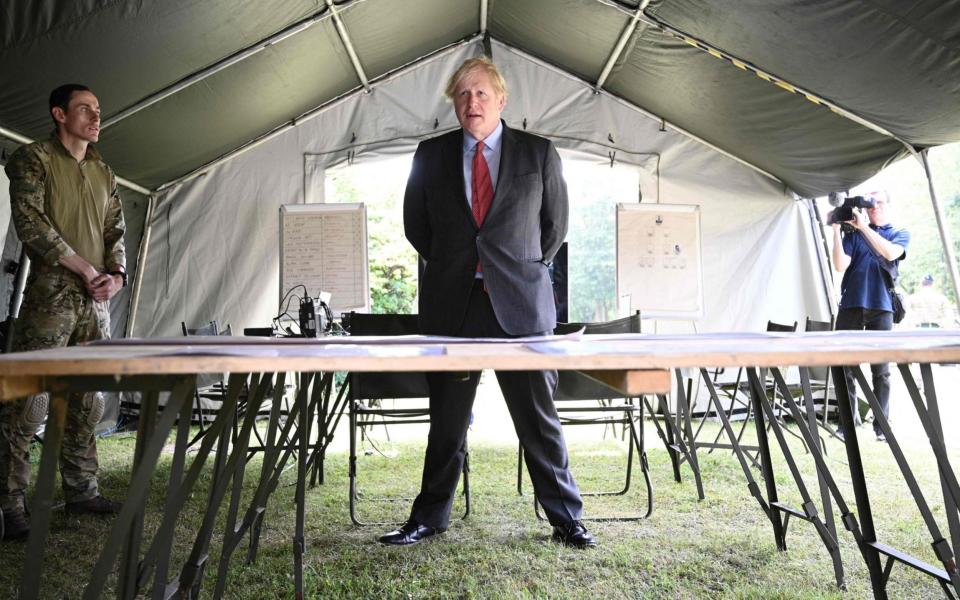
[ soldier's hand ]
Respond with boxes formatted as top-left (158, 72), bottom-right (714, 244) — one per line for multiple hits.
top-left (86, 273), bottom-right (122, 302)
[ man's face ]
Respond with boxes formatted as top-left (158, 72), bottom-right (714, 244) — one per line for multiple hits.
top-left (53, 90), bottom-right (101, 144)
top-left (453, 69), bottom-right (505, 141)
top-left (866, 194), bottom-right (889, 226)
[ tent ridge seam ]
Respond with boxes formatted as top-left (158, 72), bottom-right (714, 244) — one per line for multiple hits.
top-left (490, 36), bottom-right (787, 189)
top-left (156, 33), bottom-right (788, 197)
top-left (99, 1), bottom-right (369, 129)
top-left (637, 10), bottom-right (913, 150)
top-left (155, 35), bottom-right (483, 194)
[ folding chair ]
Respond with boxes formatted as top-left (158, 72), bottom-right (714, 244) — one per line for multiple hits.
top-left (519, 312), bottom-right (652, 520)
top-left (180, 322), bottom-right (274, 451)
top-left (181, 321), bottom-right (221, 439)
top-left (346, 312), bottom-right (470, 526)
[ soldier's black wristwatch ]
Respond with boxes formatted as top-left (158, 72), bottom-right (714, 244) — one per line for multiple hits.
top-left (110, 270), bottom-right (128, 287)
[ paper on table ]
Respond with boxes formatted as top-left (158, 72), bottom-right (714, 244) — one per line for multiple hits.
top-left (143, 343), bottom-right (447, 359)
top-left (525, 329), bottom-right (960, 356)
top-left (91, 328), bottom-right (586, 347)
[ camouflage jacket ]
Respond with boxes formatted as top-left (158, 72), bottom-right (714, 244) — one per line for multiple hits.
top-left (5, 132), bottom-right (125, 273)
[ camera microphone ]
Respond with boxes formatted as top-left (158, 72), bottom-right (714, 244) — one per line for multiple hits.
top-left (827, 191), bottom-right (845, 207)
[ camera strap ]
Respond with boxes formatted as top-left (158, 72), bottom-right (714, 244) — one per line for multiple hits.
top-left (858, 230), bottom-right (899, 293)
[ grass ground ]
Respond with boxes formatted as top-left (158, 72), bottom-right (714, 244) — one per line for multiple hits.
top-left (1, 418), bottom-right (956, 599)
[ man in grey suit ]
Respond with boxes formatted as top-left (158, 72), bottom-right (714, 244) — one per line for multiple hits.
top-left (379, 56), bottom-right (595, 548)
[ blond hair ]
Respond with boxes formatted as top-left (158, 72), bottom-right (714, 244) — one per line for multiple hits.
top-left (444, 56), bottom-right (508, 100)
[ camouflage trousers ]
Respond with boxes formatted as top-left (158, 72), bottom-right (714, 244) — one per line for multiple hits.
top-left (0, 266), bottom-right (111, 512)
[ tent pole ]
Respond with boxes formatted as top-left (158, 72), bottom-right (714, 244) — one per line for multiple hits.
top-left (917, 149), bottom-right (960, 308)
top-left (0, 125), bottom-right (153, 196)
top-left (594, 1), bottom-right (650, 92)
top-left (480, 0), bottom-right (488, 34)
top-left (99, 5), bottom-right (341, 130)
top-left (3, 250), bottom-right (31, 353)
top-left (158, 34), bottom-right (783, 197)
top-left (806, 198), bottom-right (837, 323)
top-left (125, 194), bottom-right (157, 338)
top-left (494, 36), bottom-right (784, 186)
top-left (325, 0), bottom-right (371, 92)
top-left (155, 37), bottom-right (478, 193)
top-left (0, 124), bottom-right (31, 145)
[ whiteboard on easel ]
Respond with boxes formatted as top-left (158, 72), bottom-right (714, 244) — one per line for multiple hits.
top-left (616, 203), bottom-right (703, 320)
top-left (279, 203), bottom-right (369, 314)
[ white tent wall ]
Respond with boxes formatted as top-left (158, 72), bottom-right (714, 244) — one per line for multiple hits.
top-left (652, 144), bottom-right (831, 333)
top-left (133, 39), bottom-right (829, 338)
top-left (133, 42), bottom-right (477, 337)
top-left (134, 132), bottom-right (307, 338)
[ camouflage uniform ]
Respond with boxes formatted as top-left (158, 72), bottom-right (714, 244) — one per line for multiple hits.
top-left (907, 286), bottom-right (956, 328)
top-left (0, 132), bottom-right (125, 513)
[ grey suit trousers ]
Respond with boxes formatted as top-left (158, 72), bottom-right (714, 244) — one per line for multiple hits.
top-left (410, 280), bottom-right (584, 529)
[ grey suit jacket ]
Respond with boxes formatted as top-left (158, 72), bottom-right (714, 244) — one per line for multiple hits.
top-left (403, 123), bottom-right (569, 336)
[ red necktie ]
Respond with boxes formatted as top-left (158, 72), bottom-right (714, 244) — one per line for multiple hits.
top-left (472, 141), bottom-right (493, 278)
top-left (472, 141), bottom-right (493, 227)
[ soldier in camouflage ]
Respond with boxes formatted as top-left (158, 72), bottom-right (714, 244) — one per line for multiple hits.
top-left (906, 274), bottom-right (957, 328)
top-left (1, 84), bottom-right (126, 541)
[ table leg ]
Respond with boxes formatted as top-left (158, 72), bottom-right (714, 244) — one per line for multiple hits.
top-left (19, 391), bottom-right (68, 600)
top-left (747, 368), bottom-right (785, 551)
top-left (149, 379), bottom-right (195, 599)
top-left (176, 373), bottom-right (249, 597)
top-left (118, 389), bottom-right (159, 599)
top-left (673, 370), bottom-right (705, 500)
top-left (212, 374), bottom-right (272, 598)
top-left (854, 366), bottom-right (960, 593)
top-left (83, 378), bottom-right (194, 599)
top-left (831, 365), bottom-right (886, 599)
top-left (294, 372), bottom-right (315, 599)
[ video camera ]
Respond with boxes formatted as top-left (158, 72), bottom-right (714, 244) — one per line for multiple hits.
top-left (827, 192), bottom-right (876, 227)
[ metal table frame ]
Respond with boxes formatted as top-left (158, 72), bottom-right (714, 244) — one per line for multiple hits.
top-left (668, 359), bottom-right (960, 599)
top-left (0, 331), bottom-right (957, 599)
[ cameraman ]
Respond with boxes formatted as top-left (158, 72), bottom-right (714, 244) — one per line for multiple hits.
top-left (830, 190), bottom-right (910, 442)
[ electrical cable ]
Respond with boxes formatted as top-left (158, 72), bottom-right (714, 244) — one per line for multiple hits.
top-left (274, 284), bottom-right (310, 336)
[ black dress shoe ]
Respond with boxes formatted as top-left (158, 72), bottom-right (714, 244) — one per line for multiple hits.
top-left (552, 520), bottom-right (597, 548)
top-left (378, 520), bottom-right (446, 546)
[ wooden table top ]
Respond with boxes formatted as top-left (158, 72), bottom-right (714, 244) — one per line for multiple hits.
top-left (0, 329), bottom-right (956, 376)
top-left (0, 329), bottom-right (956, 400)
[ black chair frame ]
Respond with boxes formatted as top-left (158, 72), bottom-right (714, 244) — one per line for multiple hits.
top-left (519, 313), bottom-right (653, 521)
top-left (346, 312), bottom-right (470, 526)
top-left (180, 321), bottom-right (283, 454)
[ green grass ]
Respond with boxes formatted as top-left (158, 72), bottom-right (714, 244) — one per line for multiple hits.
top-left (1, 421), bottom-right (956, 599)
